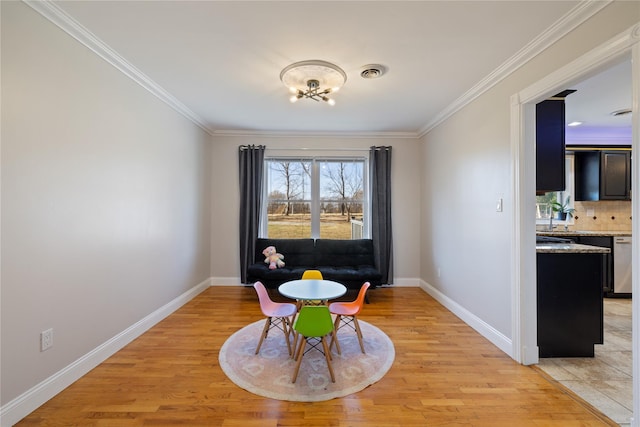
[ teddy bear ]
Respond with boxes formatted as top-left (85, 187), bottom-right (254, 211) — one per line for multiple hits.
top-left (262, 246), bottom-right (285, 270)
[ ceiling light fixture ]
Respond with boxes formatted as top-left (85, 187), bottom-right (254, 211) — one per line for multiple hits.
top-left (280, 60), bottom-right (346, 105)
top-left (567, 121), bottom-right (583, 126)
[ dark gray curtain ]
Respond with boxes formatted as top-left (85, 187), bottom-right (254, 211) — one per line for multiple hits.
top-left (370, 146), bottom-right (393, 284)
top-left (239, 145), bottom-right (265, 283)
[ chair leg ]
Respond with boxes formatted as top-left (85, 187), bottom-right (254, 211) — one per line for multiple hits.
top-left (325, 335), bottom-right (334, 361)
top-left (353, 316), bottom-right (365, 353)
top-left (292, 332), bottom-right (299, 360)
top-left (291, 315), bottom-right (301, 360)
top-left (255, 317), bottom-right (272, 354)
top-left (332, 328), bottom-right (341, 355)
top-left (289, 311), bottom-right (298, 338)
top-left (330, 315), bottom-right (342, 354)
top-left (291, 337), bottom-right (306, 383)
top-left (321, 336), bottom-right (336, 382)
top-left (281, 317), bottom-right (292, 356)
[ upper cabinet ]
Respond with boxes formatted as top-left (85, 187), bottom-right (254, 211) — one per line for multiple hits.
top-left (574, 149), bottom-right (631, 201)
top-left (536, 90), bottom-right (576, 194)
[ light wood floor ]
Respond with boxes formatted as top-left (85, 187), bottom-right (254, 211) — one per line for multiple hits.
top-left (17, 287), bottom-right (617, 426)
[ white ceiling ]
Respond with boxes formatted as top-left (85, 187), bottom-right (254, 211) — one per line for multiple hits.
top-left (564, 58), bottom-right (633, 144)
top-left (50, 1), bottom-right (631, 136)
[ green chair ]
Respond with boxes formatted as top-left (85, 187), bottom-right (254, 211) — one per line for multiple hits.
top-left (291, 305), bottom-right (337, 383)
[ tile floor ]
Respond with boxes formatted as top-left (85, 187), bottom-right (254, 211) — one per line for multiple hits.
top-left (537, 298), bottom-right (632, 426)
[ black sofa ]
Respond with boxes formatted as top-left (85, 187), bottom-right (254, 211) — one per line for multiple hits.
top-left (246, 238), bottom-right (382, 290)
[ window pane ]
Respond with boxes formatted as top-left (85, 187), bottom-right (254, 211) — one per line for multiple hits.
top-left (319, 160), bottom-right (364, 239)
top-left (268, 201), bottom-right (311, 238)
top-left (266, 160), bottom-right (311, 238)
top-left (536, 192), bottom-right (555, 220)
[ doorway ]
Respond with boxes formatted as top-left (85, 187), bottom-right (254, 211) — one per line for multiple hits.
top-left (511, 25), bottom-right (639, 426)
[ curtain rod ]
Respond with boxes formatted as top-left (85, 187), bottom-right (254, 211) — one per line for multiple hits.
top-left (264, 147), bottom-right (372, 152)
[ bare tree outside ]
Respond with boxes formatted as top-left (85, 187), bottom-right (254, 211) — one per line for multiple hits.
top-left (268, 161), bottom-right (308, 216)
top-left (321, 161), bottom-right (363, 220)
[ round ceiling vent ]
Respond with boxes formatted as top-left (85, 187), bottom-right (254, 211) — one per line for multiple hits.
top-left (360, 64), bottom-right (386, 79)
top-left (610, 108), bottom-right (632, 117)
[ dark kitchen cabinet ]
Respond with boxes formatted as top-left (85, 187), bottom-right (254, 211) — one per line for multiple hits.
top-left (536, 98), bottom-right (566, 193)
top-left (537, 251), bottom-right (604, 357)
top-left (576, 236), bottom-right (613, 295)
top-left (574, 150), bottom-right (631, 201)
top-left (601, 151), bottom-right (631, 199)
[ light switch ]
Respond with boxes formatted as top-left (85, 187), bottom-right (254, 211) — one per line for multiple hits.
top-left (496, 198), bottom-right (503, 212)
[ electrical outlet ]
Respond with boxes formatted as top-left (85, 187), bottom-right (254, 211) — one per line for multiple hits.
top-left (41, 328), bottom-right (53, 351)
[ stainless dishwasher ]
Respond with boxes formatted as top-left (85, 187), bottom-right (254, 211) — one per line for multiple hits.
top-left (613, 236), bottom-right (632, 296)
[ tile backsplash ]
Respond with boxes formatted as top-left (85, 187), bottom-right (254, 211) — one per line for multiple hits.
top-left (571, 200), bottom-right (632, 231)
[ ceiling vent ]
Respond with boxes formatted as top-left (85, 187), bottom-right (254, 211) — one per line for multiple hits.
top-left (610, 108), bottom-right (632, 117)
top-left (360, 64), bottom-right (386, 79)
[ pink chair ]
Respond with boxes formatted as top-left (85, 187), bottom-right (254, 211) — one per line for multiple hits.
top-left (253, 281), bottom-right (297, 356)
top-left (329, 282), bottom-right (370, 353)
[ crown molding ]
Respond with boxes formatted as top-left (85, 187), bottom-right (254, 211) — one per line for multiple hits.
top-left (212, 129), bottom-right (419, 139)
top-left (22, 0), bottom-right (214, 136)
top-left (518, 22), bottom-right (639, 105)
top-left (417, 0), bottom-right (613, 138)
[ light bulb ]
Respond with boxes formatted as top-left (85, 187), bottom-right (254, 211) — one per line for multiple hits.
top-left (328, 98), bottom-right (336, 106)
top-left (289, 87), bottom-right (298, 94)
top-left (332, 87), bottom-right (341, 93)
top-left (290, 95), bottom-right (298, 103)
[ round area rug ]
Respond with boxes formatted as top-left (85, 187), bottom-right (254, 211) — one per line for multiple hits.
top-left (219, 319), bottom-right (395, 401)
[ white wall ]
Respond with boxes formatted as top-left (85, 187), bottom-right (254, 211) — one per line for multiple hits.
top-left (209, 134), bottom-right (422, 286)
top-left (420, 1), bottom-right (640, 343)
top-left (1, 1), bottom-right (212, 408)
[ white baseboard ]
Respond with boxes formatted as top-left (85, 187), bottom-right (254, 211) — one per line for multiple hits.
top-left (419, 280), bottom-right (513, 359)
top-left (210, 277), bottom-right (243, 286)
top-left (0, 278), bottom-right (212, 427)
top-left (382, 278), bottom-right (421, 287)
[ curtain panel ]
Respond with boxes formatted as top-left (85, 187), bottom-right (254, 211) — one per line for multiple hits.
top-left (239, 145), bottom-right (265, 283)
top-left (370, 146), bottom-right (393, 284)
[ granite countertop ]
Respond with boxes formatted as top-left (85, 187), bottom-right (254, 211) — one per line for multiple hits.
top-left (536, 230), bottom-right (632, 237)
top-left (536, 243), bottom-right (611, 254)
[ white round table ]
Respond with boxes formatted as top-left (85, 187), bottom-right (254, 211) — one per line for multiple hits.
top-left (278, 279), bottom-right (347, 302)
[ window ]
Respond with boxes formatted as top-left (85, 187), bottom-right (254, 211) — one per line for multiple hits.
top-left (263, 157), bottom-right (368, 239)
top-left (536, 154), bottom-right (575, 227)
